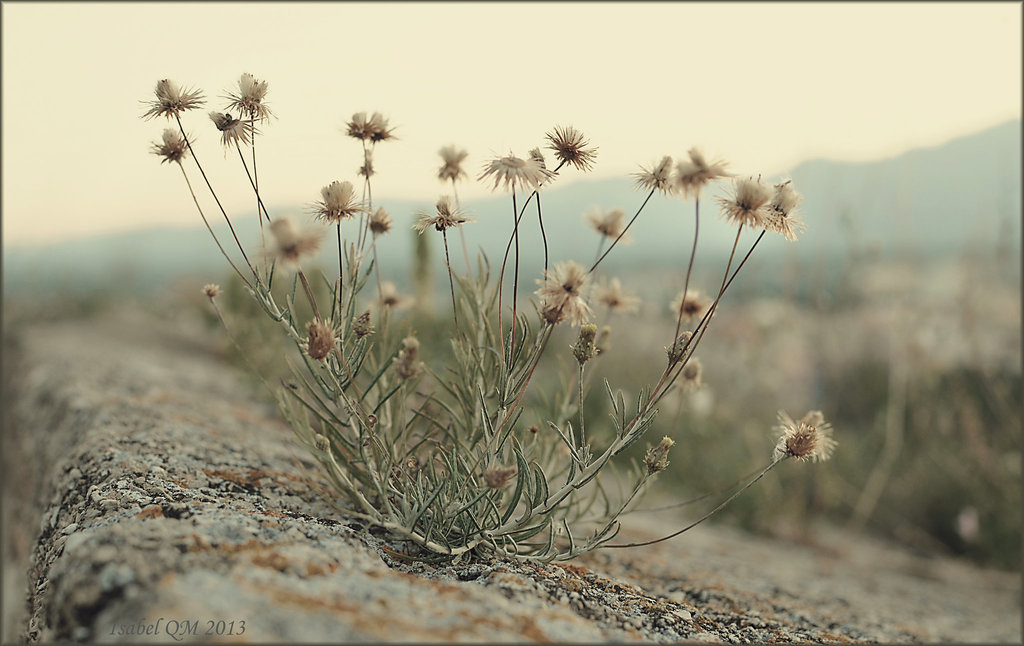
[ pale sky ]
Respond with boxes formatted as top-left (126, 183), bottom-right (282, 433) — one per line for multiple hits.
top-left (2, 1), bottom-right (1021, 246)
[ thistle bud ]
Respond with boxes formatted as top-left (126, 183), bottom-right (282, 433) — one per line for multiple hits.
top-left (667, 331), bottom-right (692, 364)
top-left (572, 324), bottom-right (600, 365)
top-left (353, 310), bottom-right (375, 338)
top-left (644, 436), bottom-right (675, 474)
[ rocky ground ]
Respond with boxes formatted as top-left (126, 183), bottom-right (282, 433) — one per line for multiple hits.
top-left (2, 302), bottom-right (1020, 642)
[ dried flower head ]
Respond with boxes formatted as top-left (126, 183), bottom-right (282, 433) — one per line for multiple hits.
top-left (718, 176), bottom-right (772, 228)
top-left (369, 207), bottom-right (393, 236)
top-left (479, 152), bottom-right (554, 192)
top-left (413, 196), bottom-right (474, 233)
top-left (378, 281), bottom-right (412, 310)
top-left (644, 436), bottom-right (675, 474)
top-left (484, 466), bottom-right (518, 489)
top-left (209, 112), bottom-right (256, 148)
top-left (674, 148), bottom-right (730, 199)
top-left (534, 260), bottom-right (592, 326)
top-left (680, 358), bottom-right (703, 390)
top-left (224, 72), bottom-right (273, 123)
top-left (528, 147), bottom-right (547, 169)
top-left (346, 111), bottom-right (395, 142)
top-left (313, 180), bottom-right (366, 224)
top-left (394, 336), bottom-right (422, 380)
top-left (595, 277), bottom-right (640, 314)
top-left (546, 125), bottom-right (597, 172)
top-left (353, 310), bottom-right (375, 338)
top-left (762, 180), bottom-right (806, 241)
top-left (772, 410), bottom-right (836, 462)
top-left (264, 217), bottom-right (324, 269)
top-left (585, 207), bottom-right (633, 244)
top-left (438, 145), bottom-right (469, 183)
top-left (304, 318), bottom-right (339, 361)
top-left (151, 128), bottom-right (190, 165)
top-left (633, 156), bottom-right (676, 195)
top-left (202, 284), bottom-right (220, 299)
top-left (572, 323), bottom-right (600, 365)
top-left (142, 79), bottom-right (205, 120)
top-left (670, 289), bottom-right (710, 322)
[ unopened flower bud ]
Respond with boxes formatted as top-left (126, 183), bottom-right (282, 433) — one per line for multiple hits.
top-left (572, 324), bottom-right (600, 365)
top-left (667, 331), bottom-right (692, 364)
top-left (644, 436), bottom-right (675, 474)
top-left (353, 310), bottom-right (375, 338)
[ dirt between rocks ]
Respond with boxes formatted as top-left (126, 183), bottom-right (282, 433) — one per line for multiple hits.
top-left (2, 303), bottom-right (1020, 642)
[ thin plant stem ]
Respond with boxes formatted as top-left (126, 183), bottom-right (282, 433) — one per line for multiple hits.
top-left (589, 188), bottom-right (655, 274)
top-left (442, 230), bottom-right (460, 335)
top-left (176, 163), bottom-right (254, 291)
top-left (511, 189), bottom-right (520, 352)
top-left (233, 141), bottom-right (272, 223)
top-left (173, 114), bottom-right (258, 280)
top-left (536, 194), bottom-right (549, 275)
top-left (577, 365), bottom-right (586, 448)
top-left (452, 180), bottom-right (472, 275)
top-left (672, 197), bottom-right (700, 343)
top-left (603, 457), bottom-right (785, 548)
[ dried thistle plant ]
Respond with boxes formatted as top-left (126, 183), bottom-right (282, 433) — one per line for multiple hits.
top-left (144, 75), bottom-right (833, 563)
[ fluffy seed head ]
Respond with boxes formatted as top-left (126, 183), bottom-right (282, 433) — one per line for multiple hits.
top-left (670, 289), bottom-right (710, 322)
top-left (681, 358), bottom-right (703, 390)
top-left (369, 207), bottom-right (393, 236)
top-left (633, 156), bottom-right (676, 195)
top-left (534, 260), bottom-right (592, 326)
top-left (314, 180), bottom-right (366, 224)
top-left (346, 111), bottom-right (395, 142)
top-left (378, 281), bottom-right (412, 310)
top-left (674, 148), bottom-right (730, 199)
top-left (413, 196), bottom-right (474, 233)
top-left (479, 152), bottom-right (555, 192)
top-left (265, 217), bottom-right (324, 269)
top-left (545, 125), bottom-right (597, 172)
top-left (224, 72), bottom-right (273, 123)
top-left (773, 410), bottom-right (836, 462)
top-left (438, 145), bottom-right (469, 182)
top-left (142, 79), bottom-right (205, 120)
top-left (209, 111), bottom-right (255, 148)
top-left (595, 277), bottom-right (640, 314)
top-left (644, 436), bottom-right (675, 474)
top-left (586, 207), bottom-right (632, 243)
top-left (718, 176), bottom-right (772, 228)
top-left (762, 180), bottom-right (806, 241)
top-left (202, 284), bottom-right (220, 299)
top-left (151, 128), bottom-right (190, 165)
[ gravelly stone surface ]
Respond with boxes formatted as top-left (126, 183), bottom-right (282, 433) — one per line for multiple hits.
top-left (3, 303), bottom-right (1020, 642)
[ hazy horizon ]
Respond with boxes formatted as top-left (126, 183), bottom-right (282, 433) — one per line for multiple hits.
top-left (2, 2), bottom-right (1021, 246)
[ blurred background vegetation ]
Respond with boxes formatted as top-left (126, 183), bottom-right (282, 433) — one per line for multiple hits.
top-left (4, 121), bottom-right (1019, 571)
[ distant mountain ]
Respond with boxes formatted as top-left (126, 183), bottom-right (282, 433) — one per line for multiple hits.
top-left (4, 120), bottom-right (1019, 297)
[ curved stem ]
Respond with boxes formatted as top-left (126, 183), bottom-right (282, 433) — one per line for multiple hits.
top-left (176, 163), bottom-right (254, 291)
top-left (174, 114), bottom-right (258, 280)
top-left (589, 188), bottom-right (655, 274)
top-left (603, 457), bottom-right (785, 549)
